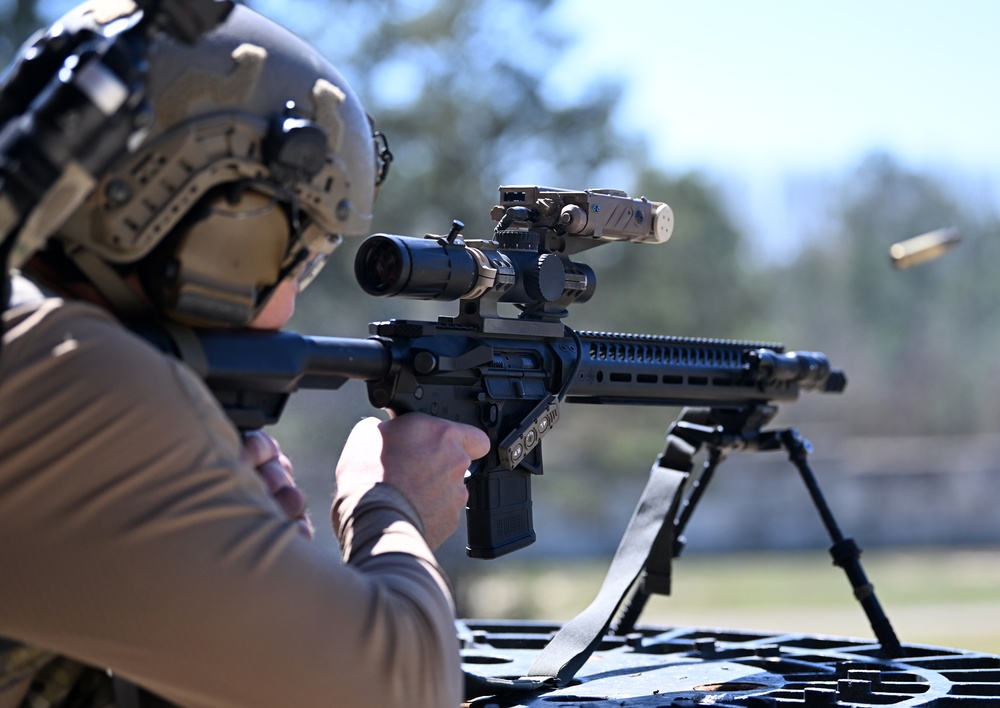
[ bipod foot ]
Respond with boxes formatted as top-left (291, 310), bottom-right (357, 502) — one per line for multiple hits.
top-left (779, 428), bottom-right (904, 658)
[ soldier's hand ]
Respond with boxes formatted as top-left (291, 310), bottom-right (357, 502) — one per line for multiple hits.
top-left (242, 430), bottom-right (314, 539)
top-left (336, 414), bottom-right (491, 549)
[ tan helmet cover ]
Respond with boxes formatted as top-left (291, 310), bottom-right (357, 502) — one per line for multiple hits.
top-left (53, 0), bottom-right (376, 266)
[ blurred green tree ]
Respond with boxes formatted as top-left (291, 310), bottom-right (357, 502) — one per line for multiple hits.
top-left (772, 153), bottom-right (1000, 435)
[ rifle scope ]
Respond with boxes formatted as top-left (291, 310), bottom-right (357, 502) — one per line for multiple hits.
top-left (355, 233), bottom-right (597, 308)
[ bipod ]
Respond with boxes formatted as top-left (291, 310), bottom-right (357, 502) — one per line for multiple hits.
top-left (462, 405), bottom-right (903, 701)
top-left (611, 405), bottom-right (903, 659)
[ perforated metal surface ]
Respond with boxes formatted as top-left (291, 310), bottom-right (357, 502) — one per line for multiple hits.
top-left (460, 621), bottom-right (1000, 706)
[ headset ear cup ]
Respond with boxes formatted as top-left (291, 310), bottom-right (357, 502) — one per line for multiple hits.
top-left (140, 188), bottom-right (291, 327)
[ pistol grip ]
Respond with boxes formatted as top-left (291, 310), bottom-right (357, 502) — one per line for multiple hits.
top-left (465, 466), bottom-right (535, 559)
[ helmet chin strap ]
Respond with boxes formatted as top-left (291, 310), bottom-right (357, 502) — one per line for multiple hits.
top-left (64, 245), bottom-right (153, 321)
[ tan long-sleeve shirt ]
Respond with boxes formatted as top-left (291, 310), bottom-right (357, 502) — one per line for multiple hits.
top-left (0, 292), bottom-right (462, 707)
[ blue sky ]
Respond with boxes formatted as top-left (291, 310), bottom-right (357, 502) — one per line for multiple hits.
top-left (552, 0), bottom-right (1000, 175)
top-left (547, 0), bottom-right (1000, 257)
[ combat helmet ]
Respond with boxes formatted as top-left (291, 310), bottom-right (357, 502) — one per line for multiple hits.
top-left (45, 0), bottom-right (384, 326)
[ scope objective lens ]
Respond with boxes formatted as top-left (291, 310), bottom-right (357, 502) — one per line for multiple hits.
top-left (356, 237), bottom-right (405, 294)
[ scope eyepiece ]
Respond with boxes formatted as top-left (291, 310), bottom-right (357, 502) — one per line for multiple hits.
top-left (355, 234), bottom-right (485, 301)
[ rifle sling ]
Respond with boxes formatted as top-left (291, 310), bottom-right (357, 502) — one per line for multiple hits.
top-left (464, 460), bottom-right (687, 700)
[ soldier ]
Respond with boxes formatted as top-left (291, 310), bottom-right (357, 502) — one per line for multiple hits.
top-left (0, 1), bottom-right (489, 706)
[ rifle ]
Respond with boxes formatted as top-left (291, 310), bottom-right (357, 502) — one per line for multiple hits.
top-left (154, 185), bottom-right (905, 667)
top-left (152, 186), bottom-right (846, 560)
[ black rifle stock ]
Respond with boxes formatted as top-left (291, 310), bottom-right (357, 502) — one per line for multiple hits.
top-left (152, 186), bottom-right (847, 559)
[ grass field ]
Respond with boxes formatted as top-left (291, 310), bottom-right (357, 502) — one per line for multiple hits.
top-left (460, 546), bottom-right (1000, 654)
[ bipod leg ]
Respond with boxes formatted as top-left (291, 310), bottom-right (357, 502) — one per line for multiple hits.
top-left (779, 428), bottom-right (904, 658)
top-left (613, 408), bottom-right (727, 636)
top-left (674, 445), bottom-right (725, 552)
